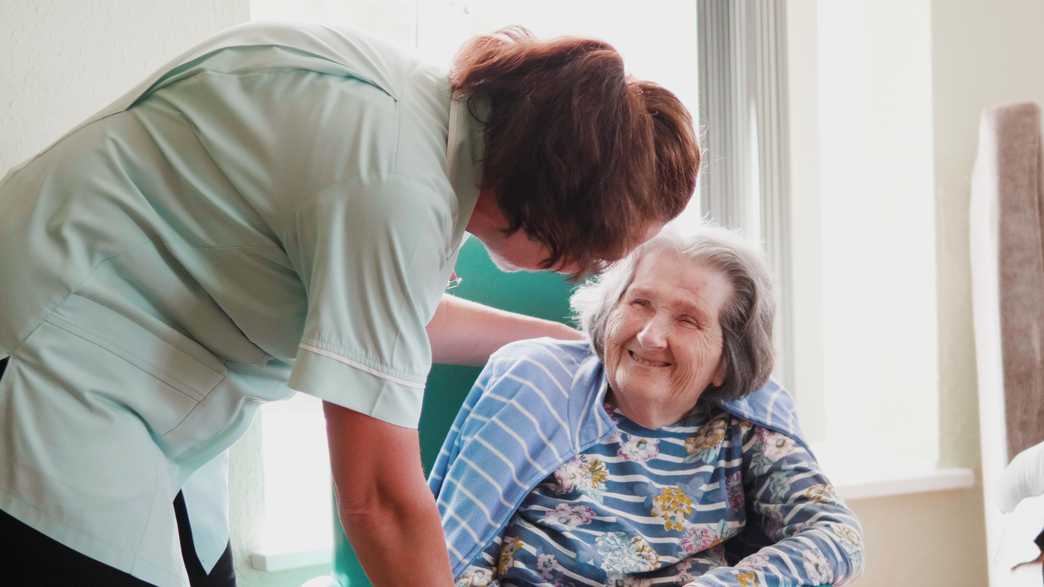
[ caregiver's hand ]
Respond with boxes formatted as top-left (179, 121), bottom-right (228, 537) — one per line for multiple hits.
top-left (324, 401), bottom-right (454, 586)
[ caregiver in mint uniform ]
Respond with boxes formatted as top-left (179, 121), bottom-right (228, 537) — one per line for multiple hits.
top-left (0, 22), bottom-right (699, 586)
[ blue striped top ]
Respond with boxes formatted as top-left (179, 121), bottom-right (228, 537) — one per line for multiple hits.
top-left (430, 338), bottom-right (863, 586)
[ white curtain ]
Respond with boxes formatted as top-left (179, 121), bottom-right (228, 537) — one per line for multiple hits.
top-left (698, 0), bottom-right (794, 391)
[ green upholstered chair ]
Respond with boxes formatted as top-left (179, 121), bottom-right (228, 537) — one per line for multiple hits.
top-left (331, 237), bottom-right (576, 586)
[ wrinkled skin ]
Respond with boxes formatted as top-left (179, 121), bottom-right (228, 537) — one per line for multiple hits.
top-left (604, 247), bottom-right (732, 428)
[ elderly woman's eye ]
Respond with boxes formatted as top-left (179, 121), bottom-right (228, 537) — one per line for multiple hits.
top-left (679, 316), bottom-right (701, 328)
top-left (629, 298), bottom-right (651, 308)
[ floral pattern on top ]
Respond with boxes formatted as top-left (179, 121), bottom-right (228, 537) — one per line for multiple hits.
top-left (455, 566), bottom-right (494, 587)
top-left (542, 503), bottom-right (597, 528)
top-left (684, 416), bottom-right (728, 464)
top-left (497, 537), bottom-right (524, 576)
top-left (749, 427), bottom-right (803, 475)
top-left (827, 521), bottom-right (866, 571)
top-left (595, 531), bottom-right (659, 575)
top-left (803, 483), bottom-right (839, 504)
top-left (452, 405), bottom-right (863, 587)
top-left (550, 455), bottom-right (609, 499)
top-left (652, 486), bottom-right (694, 531)
top-left (725, 470), bottom-right (745, 511)
top-left (737, 571), bottom-right (760, 587)
top-left (535, 553), bottom-right (558, 579)
top-left (618, 434), bottom-right (660, 462)
top-left (801, 548), bottom-right (833, 584)
top-left (680, 521), bottom-right (724, 555)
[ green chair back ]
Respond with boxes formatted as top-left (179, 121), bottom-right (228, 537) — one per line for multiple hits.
top-left (331, 238), bottom-right (576, 586)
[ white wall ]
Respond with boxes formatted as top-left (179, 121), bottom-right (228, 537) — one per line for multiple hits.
top-left (0, 3), bottom-right (320, 585)
top-left (0, 0), bottom-right (248, 173)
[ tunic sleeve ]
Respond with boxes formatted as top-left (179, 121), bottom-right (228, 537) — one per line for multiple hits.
top-left (285, 174), bottom-right (452, 428)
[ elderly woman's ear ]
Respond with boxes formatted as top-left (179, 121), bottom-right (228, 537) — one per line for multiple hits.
top-left (712, 357), bottom-right (727, 388)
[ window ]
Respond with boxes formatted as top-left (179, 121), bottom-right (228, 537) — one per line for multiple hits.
top-left (695, 2), bottom-right (943, 480)
top-left (790, 0), bottom-right (940, 476)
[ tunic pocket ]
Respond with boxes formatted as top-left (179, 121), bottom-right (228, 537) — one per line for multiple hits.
top-left (39, 293), bottom-right (226, 434)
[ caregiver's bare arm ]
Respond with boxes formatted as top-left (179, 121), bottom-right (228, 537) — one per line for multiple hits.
top-left (426, 293), bottom-right (582, 366)
top-left (324, 402), bottom-right (454, 587)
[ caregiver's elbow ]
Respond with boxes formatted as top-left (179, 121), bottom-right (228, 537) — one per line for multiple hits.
top-left (323, 400), bottom-right (431, 518)
top-left (334, 474), bottom-right (433, 521)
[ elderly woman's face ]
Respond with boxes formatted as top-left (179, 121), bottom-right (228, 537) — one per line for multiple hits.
top-left (603, 248), bottom-right (732, 429)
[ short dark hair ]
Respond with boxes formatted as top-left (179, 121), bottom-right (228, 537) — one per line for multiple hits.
top-left (451, 27), bottom-right (700, 276)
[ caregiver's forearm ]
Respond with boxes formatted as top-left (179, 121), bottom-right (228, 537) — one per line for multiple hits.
top-left (338, 488), bottom-right (452, 586)
top-left (324, 402), bottom-right (454, 586)
top-left (427, 293), bottom-right (582, 366)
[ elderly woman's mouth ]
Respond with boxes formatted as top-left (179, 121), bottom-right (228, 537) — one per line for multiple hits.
top-left (627, 350), bottom-right (672, 367)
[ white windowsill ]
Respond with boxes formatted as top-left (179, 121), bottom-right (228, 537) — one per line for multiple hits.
top-left (249, 467), bottom-right (978, 573)
top-left (835, 467), bottom-right (977, 501)
top-left (249, 547), bottom-right (332, 572)
top-left (811, 440), bottom-right (978, 501)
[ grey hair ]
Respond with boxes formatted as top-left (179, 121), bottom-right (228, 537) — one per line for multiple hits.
top-left (570, 224), bottom-right (776, 401)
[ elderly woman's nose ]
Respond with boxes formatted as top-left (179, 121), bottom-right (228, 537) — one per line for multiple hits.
top-left (636, 314), bottom-right (670, 348)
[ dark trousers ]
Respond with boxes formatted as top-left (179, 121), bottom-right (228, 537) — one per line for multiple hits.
top-left (0, 357), bottom-right (236, 586)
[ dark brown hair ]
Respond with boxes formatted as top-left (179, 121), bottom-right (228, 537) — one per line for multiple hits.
top-left (451, 27), bottom-right (700, 276)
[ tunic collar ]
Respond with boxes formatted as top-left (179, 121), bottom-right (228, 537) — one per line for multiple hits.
top-left (446, 96), bottom-right (486, 254)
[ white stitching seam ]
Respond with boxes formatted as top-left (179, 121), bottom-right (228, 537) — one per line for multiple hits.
top-left (298, 343), bottom-right (425, 390)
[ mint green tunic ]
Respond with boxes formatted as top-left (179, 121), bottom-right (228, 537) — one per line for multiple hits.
top-left (0, 22), bottom-right (483, 586)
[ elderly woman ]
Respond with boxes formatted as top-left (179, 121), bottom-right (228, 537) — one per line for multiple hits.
top-left (430, 227), bottom-right (864, 586)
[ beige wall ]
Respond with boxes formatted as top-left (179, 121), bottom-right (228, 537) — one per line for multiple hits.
top-left (850, 488), bottom-right (987, 586)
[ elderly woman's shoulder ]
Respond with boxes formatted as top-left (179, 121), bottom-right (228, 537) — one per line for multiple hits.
top-left (720, 379), bottom-right (806, 443)
top-left (474, 338), bottom-right (593, 407)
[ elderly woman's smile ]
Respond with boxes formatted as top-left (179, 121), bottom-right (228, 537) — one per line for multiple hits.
top-left (625, 350), bottom-right (671, 367)
top-left (604, 245), bottom-right (733, 429)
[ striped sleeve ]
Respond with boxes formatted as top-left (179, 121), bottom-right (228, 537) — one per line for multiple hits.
top-left (429, 339), bottom-right (581, 577)
top-left (686, 425), bottom-right (865, 586)
top-left (429, 361), bottom-right (492, 496)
